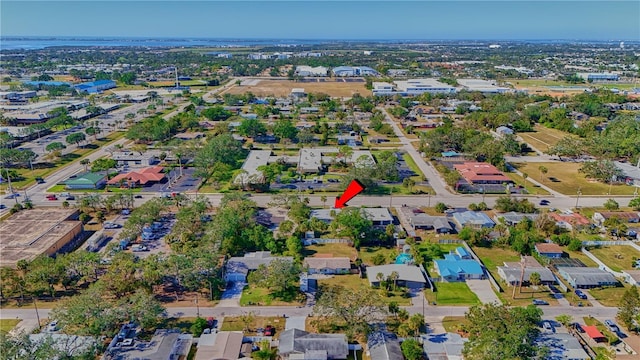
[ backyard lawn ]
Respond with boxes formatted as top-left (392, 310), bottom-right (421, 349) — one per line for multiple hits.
top-left (511, 162), bottom-right (637, 196)
top-left (304, 243), bottom-right (358, 260)
top-left (441, 316), bottom-right (469, 334)
top-left (424, 282), bottom-right (481, 306)
top-left (358, 246), bottom-right (399, 266)
top-left (566, 250), bottom-right (598, 267)
top-left (472, 246), bottom-right (520, 273)
top-left (0, 319), bottom-right (21, 333)
top-left (587, 245), bottom-right (640, 272)
top-left (318, 274), bottom-right (412, 305)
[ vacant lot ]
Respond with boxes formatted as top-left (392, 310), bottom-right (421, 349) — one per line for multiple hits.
top-left (318, 274), bottom-right (412, 305)
top-left (425, 282), bottom-right (480, 306)
top-left (512, 162), bottom-right (637, 195)
top-left (225, 79), bottom-right (368, 97)
top-left (588, 245), bottom-right (640, 272)
top-left (588, 285), bottom-right (628, 307)
top-left (472, 246), bottom-right (520, 273)
top-left (358, 246), bottom-right (398, 266)
top-left (304, 243), bottom-right (358, 260)
top-left (517, 125), bottom-right (570, 153)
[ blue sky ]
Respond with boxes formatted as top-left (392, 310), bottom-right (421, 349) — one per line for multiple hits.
top-left (1, 1), bottom-right (638, 40)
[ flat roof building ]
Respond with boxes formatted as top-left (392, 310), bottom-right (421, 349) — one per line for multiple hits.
top-left (394, 79), bottom-right (457, 95)
top-left (0, 209), bottom-right (82, 267)
top-left (458, 79), bottom-right (510, 93)
top-left (295, 65), bottom-right (328, 77)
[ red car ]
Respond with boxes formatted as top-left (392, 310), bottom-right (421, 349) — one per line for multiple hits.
top-left (46, 195), bottom-right (58, 200)
top-left (263, 325), bottom-right (274, 336)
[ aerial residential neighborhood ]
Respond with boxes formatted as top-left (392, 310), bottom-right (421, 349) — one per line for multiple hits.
top-left (0, 1), bottom-right (639, 359)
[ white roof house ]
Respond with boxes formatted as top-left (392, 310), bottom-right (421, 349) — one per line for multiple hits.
top-left (234, 150), bottom-right (271, 184)
top-left (310, 207), bottom-right (392, 226)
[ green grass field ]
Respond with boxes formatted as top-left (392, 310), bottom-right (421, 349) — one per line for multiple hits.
top-left (504, 172), bottom-right (550, 195)
top-left (517, 125), bottom-right (571, 153)
top-left (318, 274), bottom-right (412, 305)
top-left (240, 286), bottom-right (305, 306)
top-left (425, 282), bottom-right (481, 306)
top-left (441, 316), bottom-right (469, 333)
top-left (0, 319), bottom-right (21, 333)
top-left (221, 316), bottom-right (286, 335)
top-left (587, 246), bottom-right (640, 272)
top-left (512, 162), bottom-right (638, 196)
top-left (472, 246), bottom-right (520, 272)
top-left (588, 286), bottom-right (628, 307)
top-left (566, 250), bottom-right (598, 267)
top-left (358, 246), bottom-right (398, 266)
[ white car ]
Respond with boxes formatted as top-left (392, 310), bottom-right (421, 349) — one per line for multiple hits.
top-left (542, 321), bottom-right (554, 332)
top-left (47, 321), bottom-right (58, 332)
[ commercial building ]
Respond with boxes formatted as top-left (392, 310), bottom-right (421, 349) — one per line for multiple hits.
top-left (332, 66), bottom-right (379, 77)
top-left (393, 79), bottom-right (457, 95)
top-left (107, 166), bottom-right (166, 188)
top-left (73, 80), bottom-right (116, 94)
top-left (295, 65), bottom-right (328, 77)
top-left (458, 79), bottom-right (510, 93)
top-left (64, 172), bottom-right (108, 190)
top-left (0, 209), bottom-right (82, 267)
top-left (454, 162), bottom-right (513, 185)
top-left (576, 73), bottom-right (619, 82)
top-left (111, 151), bottom-right (159, 167)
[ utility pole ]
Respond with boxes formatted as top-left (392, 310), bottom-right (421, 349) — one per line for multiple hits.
top-left (33, 297), bottom-right (41, 329)
top-left (575, 187), bottom-right (582, 209)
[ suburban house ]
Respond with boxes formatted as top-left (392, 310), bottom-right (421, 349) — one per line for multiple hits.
top-left (404, 210), bottom-right (453, 234)
top-left (534, 243), bottom-right (565, 258)
top-left (366, 331), bottom-right (404, 360)
top-left (278, 329), bottom-right (348, 360)
top-left (494, 212), bottom-right (539, 226)
top-left (303, 257), bottom-right (351, 275)
top-left (434, 252), bottom-right (485, 282)
top-left (556, 267), bottom-right (618, 289)
top-left (453, 162), bottom-right (513, 185)
top-left (593, 211), bottom-right (640, 225)
top-left (495, 126), bottom-right (514, 137)
top-left (452, 211), bottom-right (495, 229)
top-left (549, 212), bottom-right (591, 231)
top-left (224, 251), bottom-right (293, 282)
top-left (64, 172), bottom-right (107, 190)
top-left (423, 333), bottom-right (468, 360)
top-left (497, 256), bottom-right (556, 286)
top-left (104, 329), bottom-right (192, 360)
top-left (310, 208), bottom-right (393, 226)
top-left (366, 264), bottom-right (428, 289)
top-left (107, 166), bottom-right (166, 188)
top-left (537, 333), bottom-right (590, 360)
top-left (195, 331), bottom-right (244, 360)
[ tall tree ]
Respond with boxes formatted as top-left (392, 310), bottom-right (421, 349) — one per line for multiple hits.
top-left (618, 286), bottom-right (640, 333)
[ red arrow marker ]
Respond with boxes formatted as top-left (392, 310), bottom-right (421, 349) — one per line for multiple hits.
top-left (334, 179), bottom-right (366, 209)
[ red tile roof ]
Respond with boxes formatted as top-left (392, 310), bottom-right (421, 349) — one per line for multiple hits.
top-left (453, 162), bottom-right (513, 184)
top-left (549, 212), bottom-right (591, 226)
top-left (108, 166), bottom-right (165, 185)
top-left (582, 325), bottom-right (606, 340)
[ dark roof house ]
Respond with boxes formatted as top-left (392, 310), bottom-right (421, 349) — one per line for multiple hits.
top-left (367, 331), bottom-right (404, 360)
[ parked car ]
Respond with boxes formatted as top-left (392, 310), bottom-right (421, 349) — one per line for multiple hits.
top-left (134, 195), bottom-right (143, 199)
top-left (604, 320), bottom-right (621, 333)
top-left (539, 199), bottom-right (550, 206)
top-left (572, 323), bottom-right (585, 333)
top-left (103, 222), bottom-right (120, 229)
top-left (47, 321), bottom-right (58, 332)
top-left (66, 196), bottom-right (76, 201)
top-left (532, 299), bottom-right (549, 305)
top-left (263, 325), bottom-right (274, 336)
top-left (35, 177), bottom-right (45, 184)
top-left (5, 193), bottom-right (20, 199)
top-left (575, 289), bottom-right (587, 300)
top-left (46, 195), bottom-right (58, 201)
top-left (542, 321), bottom-right (554, 332)
top-left (131, 244), bottom-right (149, 252)
top-left (0, 204), bottom-right (5, 209)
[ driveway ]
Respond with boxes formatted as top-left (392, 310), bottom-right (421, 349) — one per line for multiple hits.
top-left (218, 281), bottom-right (245, 307)
top-left (466, 279), bottom-right (501, 304)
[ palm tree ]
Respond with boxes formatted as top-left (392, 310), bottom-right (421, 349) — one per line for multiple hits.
top-left (522, 172), bottom-right (528, 192)
top-left (389, 271), bottom-right (399, 292)
top-left (538, 166), bottom-right (548, 183)
top-left (529, 272), bottom-right (541, 297)
top-left (376, 272), bottom-right (385, 289)
top-left (80, 159), bottom-right (90, 172)
top-left (320, 195), bottom-right (327, 209)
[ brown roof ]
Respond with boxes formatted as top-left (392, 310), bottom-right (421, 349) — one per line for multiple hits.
top-left (549, 212), bottom-right (591, 226)
top-left (597, 212), bottom-right (640, 221)
top-left (108, 166), bottom-right (165, 185)
top-left (303, 257), bottom-right (351, 270)
top-left (535, 243), bottom-right (564, 254)
top-left (453, 162), bottom-right (512, 183)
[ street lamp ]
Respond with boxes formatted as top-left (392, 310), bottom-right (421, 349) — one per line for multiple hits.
top-left (575, 187), bottom-right (582, 209)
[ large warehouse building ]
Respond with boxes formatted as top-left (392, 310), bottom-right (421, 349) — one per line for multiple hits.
top-left (0, 209), bottom-right (83, 267)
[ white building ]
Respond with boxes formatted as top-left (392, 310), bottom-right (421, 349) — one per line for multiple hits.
top-left (295, 65), bottom-right (328, 77)
top-left (458, 79), bottom-right (510, 93)
top-left (372, 82), bottom-right (395, 96)
top-left (393, 79), bottom-right (457, 95)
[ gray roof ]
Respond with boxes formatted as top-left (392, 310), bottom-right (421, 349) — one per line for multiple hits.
top-left (557, 267), bottom-right (618, 286)
top-left (615, 161), bottom-right (640, 180)
top-left (303, 257), bottom-right (351, 270)
top-left (105, 329), bottom-right (192, 360)
top-left (537, 333), bottom-right (590, 360)
top-left (278, 329), bottom-right (348, 359)
top-left (423, 333), bottom-right (467, 360)
top-left (452, 211), bottom-right (495, 227)
top-left (498, 266), bottom-right (556, 283)
top-left (495, 212), bottom-right (539, 224)
top-left (366, 264), bottom-right (427, 284)
top-left (236, 150), bottom-right (271, 184)
top-left (310, 208), bottom-right (392, 224)
top-left (367, 331), bottom-right (404, 360)
top-left (195, 331), bottom-right (243, 360)
top-left (29, 334), bottom-right (97, 356)
top-left (226, 251), bottom-right (293, 275)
